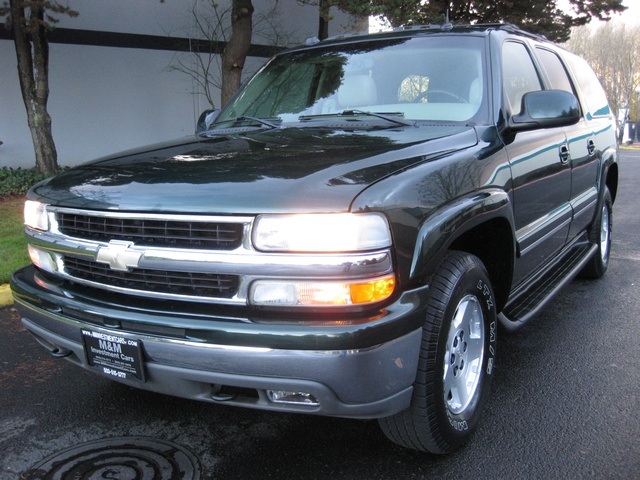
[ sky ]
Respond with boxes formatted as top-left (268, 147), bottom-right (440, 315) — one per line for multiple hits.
top-left (561, 0), bottom-right (640, 25)
top-left (611, 0), bottom-right (640, 24)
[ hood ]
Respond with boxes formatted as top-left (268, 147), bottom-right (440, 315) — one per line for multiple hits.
top-left (32, 126), bottom-right (478, 214)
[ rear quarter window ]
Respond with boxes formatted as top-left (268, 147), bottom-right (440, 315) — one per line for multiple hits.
top-left (564, 53), bottom-right (611, 118)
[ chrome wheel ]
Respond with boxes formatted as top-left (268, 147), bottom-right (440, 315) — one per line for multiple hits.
top-left (599, 203), bottom-right (610, 263)
top-left (581, 187), bottom-right (612, 279)
top-left (443, 294), bottom-right (485, 415)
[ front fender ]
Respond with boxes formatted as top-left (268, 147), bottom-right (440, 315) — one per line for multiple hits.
top-left (410, 189), bottom-right (514, 280)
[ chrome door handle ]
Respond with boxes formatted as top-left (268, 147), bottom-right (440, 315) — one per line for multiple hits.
top-left (559, 144), bottom-right (570, 164)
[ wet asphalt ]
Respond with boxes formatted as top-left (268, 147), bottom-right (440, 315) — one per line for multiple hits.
top-left (1, 151), bottom-right (639, 479)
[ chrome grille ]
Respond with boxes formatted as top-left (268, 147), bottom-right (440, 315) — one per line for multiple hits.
top-left (56, 212), bottom-right (243, 250)
top-left (63, 256), bottom-right (239, 299)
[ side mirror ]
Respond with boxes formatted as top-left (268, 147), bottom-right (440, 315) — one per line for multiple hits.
top-left (196, 109), bottom-right (220, 134)
top-left (509, 90), bottom-right (581, 132)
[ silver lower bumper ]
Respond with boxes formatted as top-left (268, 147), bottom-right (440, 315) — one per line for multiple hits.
top-left (18, 303), bottom-right (422, 419)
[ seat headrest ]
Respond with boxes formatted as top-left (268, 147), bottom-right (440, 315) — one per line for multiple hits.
top-left (338, 75), bottom-right (377, 108)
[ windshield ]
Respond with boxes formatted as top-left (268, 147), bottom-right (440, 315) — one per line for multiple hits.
top-left (215, 35), bottom-right (488, 128)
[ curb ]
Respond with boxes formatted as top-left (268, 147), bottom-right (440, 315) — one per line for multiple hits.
top-left (0, 284), bottom-right (13, 307)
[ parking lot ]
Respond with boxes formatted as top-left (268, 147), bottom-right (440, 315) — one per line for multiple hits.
top-left (1, 150), bottom-right (639, 479)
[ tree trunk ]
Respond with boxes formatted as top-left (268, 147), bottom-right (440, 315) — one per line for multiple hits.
top-left (10, 0), bottom-right (58, 174)
top-left (221, 0), bottom-right (254, 107)
top-left (318, 0), bottom-right (330, 40)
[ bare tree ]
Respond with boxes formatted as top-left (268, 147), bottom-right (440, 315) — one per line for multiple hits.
top-left (565, 22), bottom-right (640, 123)
top-left (169, 0), bottom-right (294, 109)
top-left (1, 1), bottom-right (77, 174)
top-left (220, 0), bottom-right (253, 106)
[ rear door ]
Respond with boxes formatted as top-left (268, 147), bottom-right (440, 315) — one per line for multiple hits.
top-left (534, 47), bottom-right (601, 240)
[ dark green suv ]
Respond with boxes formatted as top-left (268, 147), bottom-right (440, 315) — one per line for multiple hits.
top-left (11, 24), bottom-right (618, 453)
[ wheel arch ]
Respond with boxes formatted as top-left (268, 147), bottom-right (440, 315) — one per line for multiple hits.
top-left (448, 218), bottom-right (513, 312)
top-left (409, 189), bottom-right (515, 312)
top-left (604, 155), bottom-right (618, 204)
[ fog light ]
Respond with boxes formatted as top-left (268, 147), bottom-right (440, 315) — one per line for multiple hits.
top-left (28, 245), bottom-right (57, 273)
top-left (267, 390), bottom-right (319, 406)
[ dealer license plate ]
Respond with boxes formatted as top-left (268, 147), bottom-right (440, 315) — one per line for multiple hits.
top-left (82, 329), bottom-right (145, 382)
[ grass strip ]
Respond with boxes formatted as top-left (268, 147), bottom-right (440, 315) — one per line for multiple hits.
top-left (0, 196), bottom-right (29, 284)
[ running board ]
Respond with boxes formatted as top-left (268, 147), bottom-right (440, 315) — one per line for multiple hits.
top-left (498, 242), bottom-right (598, 332)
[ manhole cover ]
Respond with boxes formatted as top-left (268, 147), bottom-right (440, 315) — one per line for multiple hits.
top-left (22, 436), bottom-right (201, 480)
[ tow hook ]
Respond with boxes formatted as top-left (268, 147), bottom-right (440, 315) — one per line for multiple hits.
top-left (210, 386), bottom-right (236, 402)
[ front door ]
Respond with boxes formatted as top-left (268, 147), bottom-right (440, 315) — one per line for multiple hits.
top-left (501, 41), bottom-right (572, 287)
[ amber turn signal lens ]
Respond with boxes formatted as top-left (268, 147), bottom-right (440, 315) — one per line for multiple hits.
top-left (349, 276), bottom-right (396, 304)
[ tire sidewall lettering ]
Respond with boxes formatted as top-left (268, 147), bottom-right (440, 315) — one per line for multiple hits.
top-left (446, 415), bottom-right (469, 432)
top-left (441, 264), bottom-right (497, 441)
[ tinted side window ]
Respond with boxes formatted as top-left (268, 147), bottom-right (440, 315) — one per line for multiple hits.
top-left (535, 47), bottom-right (574, 93)
top-left (564, 53), bottom-right (611, 118)
top-left (502, 42), bottom-right (542, 115)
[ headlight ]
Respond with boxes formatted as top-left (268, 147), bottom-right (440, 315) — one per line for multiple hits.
top-left (24, 200), bottom-right (50, 231)
top-left (253, 213), bottom-right (391, 252)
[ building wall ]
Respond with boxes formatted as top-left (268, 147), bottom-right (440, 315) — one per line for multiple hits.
top-left (0, 0), bottom-right (362, 168)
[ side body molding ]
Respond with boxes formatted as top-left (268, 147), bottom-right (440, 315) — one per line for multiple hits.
top-left (410, 189), bottom-right (515, 280)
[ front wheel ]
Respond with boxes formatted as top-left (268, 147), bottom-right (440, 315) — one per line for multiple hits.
top-left (379, 252), bottom-right (497, 453)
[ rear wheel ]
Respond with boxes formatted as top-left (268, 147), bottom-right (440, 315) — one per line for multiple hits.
top-left (581, 187), bottom-right (612, 279)
top-left (379, 252), bottom-right (497, 453)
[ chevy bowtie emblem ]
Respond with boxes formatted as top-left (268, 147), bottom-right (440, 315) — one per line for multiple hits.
top-left (96, 240), bottom-right (143, 271)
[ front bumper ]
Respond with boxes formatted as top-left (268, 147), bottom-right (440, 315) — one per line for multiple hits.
top-left (11, 265), bottom-right (429, 418)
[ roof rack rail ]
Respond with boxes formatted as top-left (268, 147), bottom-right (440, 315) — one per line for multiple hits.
top-left (391, 24), bottom-right (445, 32)
top-left (316, 30), bottom-right (371, 43)
top-left (495, 23), bottom-right (548, 41)
top-left (389, 22), bottom-right (548, 39)
top-left (305, 22), bottom-right (549, 46)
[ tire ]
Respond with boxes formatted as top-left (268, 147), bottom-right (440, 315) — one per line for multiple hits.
top-left (379, 252), bottom-right (497, 454)
top-left (581, 187), bottom-right (612, 279)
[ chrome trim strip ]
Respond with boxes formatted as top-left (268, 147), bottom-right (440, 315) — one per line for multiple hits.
top-left (47, 206), bottom-right (255, 226)
top-left (139, 250), bottom-right (393, 277)
top-left (516, 204), bottom-right (572, 256)
top-left (27, 234), bottom-right (393, 278)
top-left (570, 187), bottom-right (598, 219)
top-left (518, 217), bottom-right (571, 257)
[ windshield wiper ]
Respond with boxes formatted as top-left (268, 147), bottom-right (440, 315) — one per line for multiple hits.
top-left (343, 110), bottom-right (416, 127)
top-left (216, 116), bottom-right (282, 129)
top-left (299, 110), bottom-right (415, 127)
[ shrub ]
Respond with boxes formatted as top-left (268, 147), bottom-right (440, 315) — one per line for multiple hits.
top-left (0, 167), bottom-right (52, 198)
